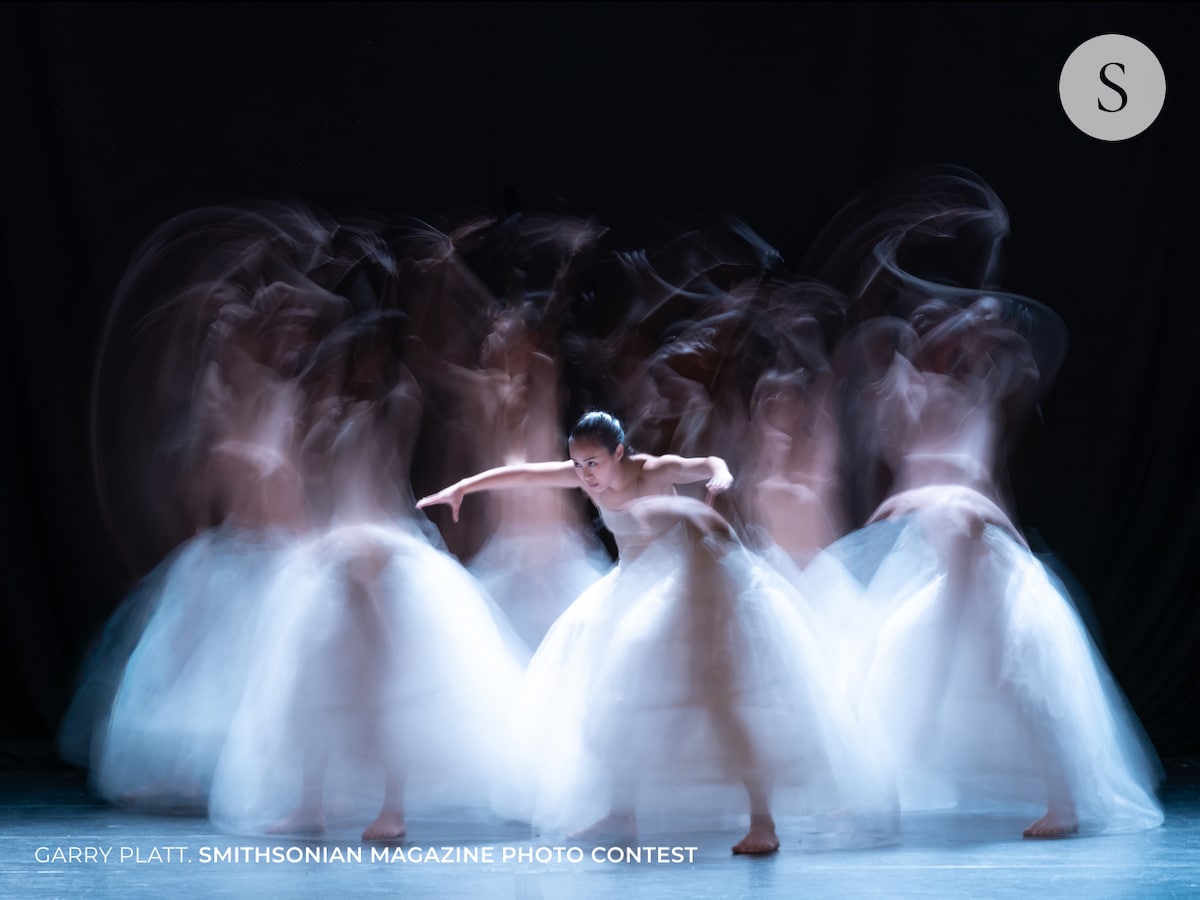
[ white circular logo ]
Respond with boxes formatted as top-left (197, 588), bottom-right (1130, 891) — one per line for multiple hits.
top-left (1060, 34), bottom-right (1166, 141)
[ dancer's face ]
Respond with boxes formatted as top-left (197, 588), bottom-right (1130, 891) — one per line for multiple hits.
top-left (569, 439), bottom-right (623, 493)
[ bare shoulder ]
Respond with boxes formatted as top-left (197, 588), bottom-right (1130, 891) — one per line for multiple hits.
top-left (633, 453), bottom-right (686, 490)
top-left (637, 452), bottom-right (688, 470)
top-left (630, 453), bottom-right (671, 473)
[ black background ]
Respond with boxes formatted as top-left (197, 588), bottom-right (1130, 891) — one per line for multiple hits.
top-left (2, 1), bottom-right (1197, 764)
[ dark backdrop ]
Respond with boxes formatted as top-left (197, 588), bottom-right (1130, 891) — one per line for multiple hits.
top-left (2, 1), bottom-right (1197, 763)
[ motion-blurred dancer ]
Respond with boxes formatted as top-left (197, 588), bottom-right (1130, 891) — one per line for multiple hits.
top-left (209, 315), bottom-right (529, 842)
top-left (419, 411), bottom-right (895, 855)
top-left (834, 301), bottom-right (1163, 837)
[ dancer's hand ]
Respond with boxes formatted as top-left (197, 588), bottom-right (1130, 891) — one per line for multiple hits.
top-left (416, 484), bottom-right (465, 523)
top-left (705, 466), bottom-right (733, 506)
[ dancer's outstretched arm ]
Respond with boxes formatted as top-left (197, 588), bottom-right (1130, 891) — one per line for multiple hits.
top-left (416, 462), bottom-right (579, 522)
top-left (640, 454), bottom-right (734, 503)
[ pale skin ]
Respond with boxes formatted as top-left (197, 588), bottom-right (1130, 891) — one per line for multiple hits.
top-left (416, 437), bottom-right (781, 855)
top-left (416, 439), bottom-right (733, 523)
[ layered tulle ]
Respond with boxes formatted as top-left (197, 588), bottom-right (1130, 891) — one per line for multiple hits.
top-left (58, 525), bottom-right (292, 807)
top-left (208, 521), bottom-right (529, 835)
top-left (754, 535), bottom-right (873, 708)
top-left (468, 521), bottom-right (611, 651)
top-left (827, 505), bottom-right (1164, 833)
top-left (495, 503), bottom-right (897, 841)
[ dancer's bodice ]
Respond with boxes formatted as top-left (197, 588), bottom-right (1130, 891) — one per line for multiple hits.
top-left (878, 367), bottom-right (1002, 498)
top-left (596, 503), bottom-right (656, 563)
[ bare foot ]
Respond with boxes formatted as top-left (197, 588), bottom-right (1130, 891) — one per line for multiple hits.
top-left (266, 809), bottom-right (325, 836)
top-left (362, 810), bottom-right (407, 841)
top-left (732, 815), bottom-right (780, 855)
top-left (1023, 809), bottom-right (1079, 839)
top-left (566, 813), bottom-right (638, 844)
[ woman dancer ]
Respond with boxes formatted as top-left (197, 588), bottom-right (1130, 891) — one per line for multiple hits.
top-left (418, 411), bottom-right (894, 855)
top-left (208, 317), bottom-right (528, 841)
top-left (58, 300), bottom-right (309, 809)
top-left (835, 299), bottom-right (1163, 837)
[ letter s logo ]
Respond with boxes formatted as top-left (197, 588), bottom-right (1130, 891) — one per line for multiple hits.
top-left (1060, 35), bottom-right (1165, 141)
top-left (1098, 62), bottom-right (1128, 112)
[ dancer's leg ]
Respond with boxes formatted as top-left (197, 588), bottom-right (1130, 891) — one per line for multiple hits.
top-left (267, 737), bottom-right (330, 835)
top-left (567, 765), bottom-right (639, 843)
top-left (710, 702), bottom-right (779, 855)
top-left (363, 764), bottom-right (408, 841)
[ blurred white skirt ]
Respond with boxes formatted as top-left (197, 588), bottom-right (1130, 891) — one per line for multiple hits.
top-left (468, 520), bottom-right (611, 652)
top-left (59, 524), bottom-right (289, 808)
top-left (495, 517), bottom-right (897, 841)
top-left (828, 506), bottom-right (1163, 833)
top-left (209, 521), bottom-right (528, 835)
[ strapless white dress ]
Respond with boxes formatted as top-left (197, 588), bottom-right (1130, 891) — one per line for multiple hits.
top-left (495, 497), bottom-right (897, 841)
top-left (826, 489), bottom-right (1163, 834)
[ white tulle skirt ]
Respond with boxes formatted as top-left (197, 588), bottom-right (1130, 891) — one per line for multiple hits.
top-left (468, 521), bottom-right (611, 651)
top-left (826, 509), bottom-right (1164, 833)
top-left (58, 524), bottom-right (291, 808)
top-left (495, 524), bottom-right (897, 840)
top-left (208, 521), bottom-right (529, 835)
top-left (754, 537), bottom-right (873, 708)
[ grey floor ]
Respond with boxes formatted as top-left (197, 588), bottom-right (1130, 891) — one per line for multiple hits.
top-left (2, 765), bottom-right (1198, 899)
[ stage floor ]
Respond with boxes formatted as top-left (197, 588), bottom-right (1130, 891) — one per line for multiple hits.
top-left (2, 764), bottom-right (1197, 898)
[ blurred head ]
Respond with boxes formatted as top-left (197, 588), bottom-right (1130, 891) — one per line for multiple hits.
top-left (480, 302), bottom-right (542, 369)
top-left (568, 411), bottom-right (627, 492)
top-left (751, 369), bottom-right (815, 433)
top-left (631, 495), bottom-right (736, 545)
